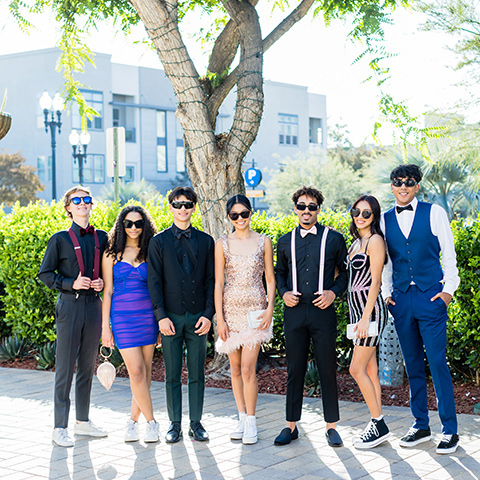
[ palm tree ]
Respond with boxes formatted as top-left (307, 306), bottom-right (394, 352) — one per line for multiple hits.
top-left (100, 179), bottom-right (159, 205)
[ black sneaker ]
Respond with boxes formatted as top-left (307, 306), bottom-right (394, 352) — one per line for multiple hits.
top-left (399, 427), bottom-right (431, 447)
top-left (436, 434), bottom-right (459, 454)
top-left (353, 418), bottom-right (390, 449)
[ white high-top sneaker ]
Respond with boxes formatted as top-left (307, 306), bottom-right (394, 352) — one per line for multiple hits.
top-left (230, 411), bottom-right (247, 440)
top-left (242, 415), bottom-right (257, 445)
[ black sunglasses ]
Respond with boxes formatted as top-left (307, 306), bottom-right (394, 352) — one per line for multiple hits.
top-left (123, 219), bottom-right (144, 229)
top-left (229, 210), bottom-right (251, 221)
top-left (171, 201), bottom-right (195, 210)
top-left (70, 196), bottom-right (92, 205)
top-left (392, 178), bottom-right (418, 188)
top-left (350, 208), bottom-right (373, 219)
top-left (296, 203), bottom-right (319, 212)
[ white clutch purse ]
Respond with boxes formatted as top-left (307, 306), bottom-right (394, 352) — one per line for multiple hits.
top-left (247, 310), bottom-right (265, 329)
top-left (96, 347), bottom-right (116, 391)
top-left (346, 322), bottom-right (379, 340)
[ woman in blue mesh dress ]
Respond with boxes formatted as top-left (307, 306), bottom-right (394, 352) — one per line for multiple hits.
top-left (102, 205), bottom-right (159, 443)
top-left (347, 195), bottom-right (389, 450)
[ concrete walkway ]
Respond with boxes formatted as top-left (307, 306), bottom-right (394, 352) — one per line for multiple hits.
top-left (0, 367), bottom-right (479, 480)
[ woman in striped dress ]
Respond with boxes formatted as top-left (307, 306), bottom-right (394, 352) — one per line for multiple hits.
top-left (347, 195), bottom-right (389, 449)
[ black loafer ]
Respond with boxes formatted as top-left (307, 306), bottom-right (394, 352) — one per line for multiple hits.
top-left (326, 428), bottom-right (343, 447)
top-left (188, 421), bottom-right (209, 442)
top-left (274, 426), bottom-right (299, 446)
top-left (165, 422), bottom-right (182, 444)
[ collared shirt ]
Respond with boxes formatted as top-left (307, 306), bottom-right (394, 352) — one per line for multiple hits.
top-left (38, 221), bottom-right (108, 293)
top-left (275, 223), bottom-right (348, 299)
top-left (171, 223), bottom-right (197, 275)
top-left (380, 197), bottom-right (460, 298)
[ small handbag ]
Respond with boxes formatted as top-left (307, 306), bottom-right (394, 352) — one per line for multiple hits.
top-left (346, 322), bottom-right (379, 340)
top-left (96, 346), bottom-right (116, 391)
top-left (247, 310), bottom-right (265, 329)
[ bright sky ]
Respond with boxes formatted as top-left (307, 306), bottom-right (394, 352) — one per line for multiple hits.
top-left (0, 2), bottom-right (468, 146)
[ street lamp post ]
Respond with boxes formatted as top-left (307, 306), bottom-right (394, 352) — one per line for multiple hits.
top-left (69, 130), bottom-right (91, 185)
top-left (39, 91), bottom-right (64, 200)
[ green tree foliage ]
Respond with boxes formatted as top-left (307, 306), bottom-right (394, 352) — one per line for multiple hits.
top-left (0, 151), bottom-right (45, 206)
top-left (265, 153), bottom-right (370, 215)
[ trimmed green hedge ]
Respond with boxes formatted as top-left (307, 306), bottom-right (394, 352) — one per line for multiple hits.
top-left (0, 200), bottom-right (479, 379)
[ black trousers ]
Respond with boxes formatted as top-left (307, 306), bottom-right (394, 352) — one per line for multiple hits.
top-left (284, 299), bottom-right (339, 423)
top-left (54, 293), bottom-right (102, 428)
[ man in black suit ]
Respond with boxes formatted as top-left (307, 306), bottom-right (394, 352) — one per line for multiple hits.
top-left (148, 186), bottom-right (215, 443)
top-left (274, 186), bottom-right (348, 447)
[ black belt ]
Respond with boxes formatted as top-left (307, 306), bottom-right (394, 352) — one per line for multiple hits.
top-left (59, 291), bottom-right (99, 302)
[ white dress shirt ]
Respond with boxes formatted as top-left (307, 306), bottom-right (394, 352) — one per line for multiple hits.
top-left (380, 197), bottom-right (460, 298)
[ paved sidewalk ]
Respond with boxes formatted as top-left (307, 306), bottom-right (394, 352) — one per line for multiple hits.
top-left (0, 368), bottom-right (479, 480)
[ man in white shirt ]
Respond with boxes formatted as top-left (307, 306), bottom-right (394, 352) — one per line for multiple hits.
top-left (381, 164), bottom-right (460, 455)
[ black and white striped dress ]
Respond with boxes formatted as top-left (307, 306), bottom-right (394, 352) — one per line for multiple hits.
top-left (346, 246), bottom-right (387, 347)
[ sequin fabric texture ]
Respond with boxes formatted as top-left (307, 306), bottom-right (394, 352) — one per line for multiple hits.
top-left (347, 244), bottom-right (387, 347)
top-left (215, 234), bottom-right (272, 354)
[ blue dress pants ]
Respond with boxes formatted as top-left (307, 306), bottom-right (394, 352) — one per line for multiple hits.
top-left (388, 284), bottom-right (457, 435)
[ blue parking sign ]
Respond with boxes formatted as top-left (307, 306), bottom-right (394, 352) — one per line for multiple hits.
top-left (245, 168), bottom-right (262, 187)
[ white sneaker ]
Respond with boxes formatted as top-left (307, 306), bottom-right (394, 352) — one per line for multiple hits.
top-left (144, 420), bottom-right (160, 443)
top-left (52, 428), bottom-right (74, 447)
top-left (124, 419), bottom-right (140, 442)
top-left (231, 412), bottom-right (247, 440)
top-left (242, 416), bottom-right (257, 445)
top-left (74, 420), bottom-right (108, 438)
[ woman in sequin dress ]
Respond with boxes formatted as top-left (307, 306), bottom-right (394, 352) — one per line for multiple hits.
top-left (347, 195), bottom-right (389, 449)
top-left (215, 194), bottom-right (275, 445)
top-left (101, 205), bottom-right (160, 443)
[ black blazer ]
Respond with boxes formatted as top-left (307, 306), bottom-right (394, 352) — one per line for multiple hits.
top-left (148, 226), bottom-right (215, 321)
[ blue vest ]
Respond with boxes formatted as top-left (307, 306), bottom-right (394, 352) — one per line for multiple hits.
top-left (384, 202), bottom-right (443, 292)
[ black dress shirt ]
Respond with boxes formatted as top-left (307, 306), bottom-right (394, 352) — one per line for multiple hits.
top-left (148, 225), bottom-right (215, 321)
top-left (275, 223), bottom-right (348, 299)
top-left (38, 222), bottom-right (108, 294)
top-left (171, 223), bottom-right (198, 275)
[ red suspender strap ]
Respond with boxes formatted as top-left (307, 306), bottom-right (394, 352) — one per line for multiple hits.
top-left (68, 228), bottom-right (101, 280)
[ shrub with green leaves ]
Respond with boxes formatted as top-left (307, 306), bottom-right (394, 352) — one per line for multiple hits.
top-left (0, 335), bottom-right (30, 361)
top-left (35, 341), bottom-right (56, 370)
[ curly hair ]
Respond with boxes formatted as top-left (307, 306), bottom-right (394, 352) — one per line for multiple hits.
top-left (105, 205), bottom-right (157, 263)
top-left (390, 164), bottom-right (423, 183)
top-left (291, 186), bottom-right (324, 207)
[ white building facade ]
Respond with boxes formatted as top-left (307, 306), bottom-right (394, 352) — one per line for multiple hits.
top-left (0, 48), bottom-right (327, 202)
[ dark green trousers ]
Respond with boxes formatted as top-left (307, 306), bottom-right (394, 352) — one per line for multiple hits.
top-left (161, 311), bottom-right (207, 422)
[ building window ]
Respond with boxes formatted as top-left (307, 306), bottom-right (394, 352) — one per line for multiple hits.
top-left (37, 156), bottom-right (51, 182)
top-left (112, 94), bottom-right (136, 142)
top-left (176, 121), bottom-right (185, 172)
top-left (278, 113), bottom-right (298, 146)
top-left (157, 111), bottom-right (167, 172)
top-left (72, 90), bottom-right (104, 131)
top-left (309, 118), bottom-right (323, 145)
top-left (73, 154), bottom-right (105, 184)
top-left (125, 166), bottom-right (135, 183)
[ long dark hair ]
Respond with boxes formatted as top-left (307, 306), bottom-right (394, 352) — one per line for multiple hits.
top-left (105, 205), bottom-right (157, 262)
top-left (226, 194), bottom-right (252, 216)
top-left (349, 195), bottom-right (384, 241)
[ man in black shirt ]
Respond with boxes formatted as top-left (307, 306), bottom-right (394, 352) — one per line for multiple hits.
top-left (148, 186), bottom-right (214, 443)
top-left (274, 186), bottom-right (348, 447)
top-left (39, 186), bottom-right (108, 447)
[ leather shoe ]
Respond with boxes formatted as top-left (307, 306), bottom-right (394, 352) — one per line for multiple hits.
top-left (165, 422), bottom-right (182, 444)
top-left (274, 426), bottom-right (299, 446)
top-left (188, 421), bottom-right (209, 442)
top-left (325, 428), bottom-right (343, 447)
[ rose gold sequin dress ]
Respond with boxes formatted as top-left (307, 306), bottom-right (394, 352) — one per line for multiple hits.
top-left (215, 234), bottom-right (272, 354)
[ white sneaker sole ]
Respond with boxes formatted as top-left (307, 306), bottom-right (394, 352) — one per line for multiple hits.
top-left (230, 432), bottom-right (243, 440)
top-left (52, 439), bottom-right (74, 448)
top-left (242, 436), bottom-right (258, 445)
top-left (354, 432), bottom-right (391, 449)
top-left (124, 435), bottom-right (140, 442)
top-left (399, 435), bottom-right (431, 448)
top-left (144, 436), bottom-right (159, 443)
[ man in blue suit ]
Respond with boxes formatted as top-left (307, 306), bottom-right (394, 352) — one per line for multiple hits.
top-left (381, 164), bottom-right (460, 454)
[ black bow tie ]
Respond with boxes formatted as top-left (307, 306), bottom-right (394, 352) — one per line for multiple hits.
top-left (79, 225), bottom-right (94, 236)
top-left (174, 227), bottom-right (191, 239)
top-left (396, 204), bottom-right (413, 214)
